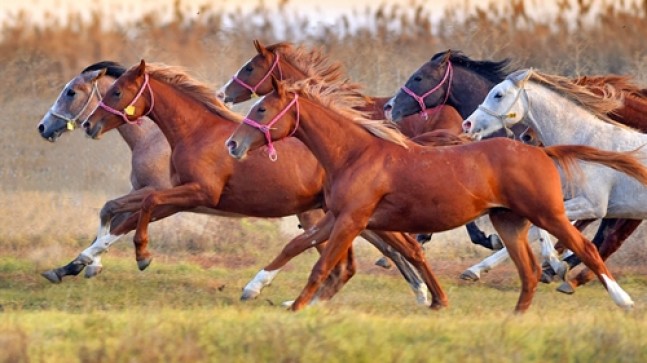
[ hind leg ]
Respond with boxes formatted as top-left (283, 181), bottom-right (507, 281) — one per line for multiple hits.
top-left (488, 209), bottom-right (539, 313)
top-left (534, 215), bottom-right (634, 309)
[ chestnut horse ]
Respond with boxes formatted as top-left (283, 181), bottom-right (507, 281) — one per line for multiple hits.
top-left (78, 60), bottom-right (435, 304)
top-left (218, 40), bottom-right (503, 255)
top-left (225, 77), bottom-right (647, 312)
top-left (387, 49), bottom-right (647, 286)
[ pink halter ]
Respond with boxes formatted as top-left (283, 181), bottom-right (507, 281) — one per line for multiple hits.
top-left (231, 53), bottom-right (283, 99)
top-left (401, 61), bottom-right (453, 120)
top-left (242, 93), bottom-right (300, 162)
top-left (99, 73), bottom-right (155, 125)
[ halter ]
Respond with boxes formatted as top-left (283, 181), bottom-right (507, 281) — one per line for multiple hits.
top-left (401, 61), bottom-right (453, 120)
top-left (231, 52), bottom-right (283, 99)
top-left (242, 93), bottom-right (300, 162)
top-left (98, 73), bottom-right (155, 125)
top-left (476, 85), bottom-right (529, 138)
top-left (49, 80), bottom-right (102, 130)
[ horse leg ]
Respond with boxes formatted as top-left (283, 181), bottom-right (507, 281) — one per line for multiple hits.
top-left (465, 221), bottom-right (503, 250)
top-left (488, 210), bottom-right (537, 313)
top-left (362, 230), bottom-right (428, 305)
top-left (460, 248), bottom-right (511, 281)
top-left (241, 212), bottom-right (335, 300)
top-left (533, 215), bottom-right (634, 309)
top-left (559, 219), bottom-right (641, 293)
top-left (375, 232), bottom-right (430, 269)
top-left (131, 183), bottom-right (211, 270)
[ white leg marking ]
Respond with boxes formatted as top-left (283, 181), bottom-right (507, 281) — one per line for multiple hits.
top-left (414, 284), bottom-right (430, 306)
top-left (242, 269), bottom-right (280, 299)
top-left (601, 274), bottom-right (634, 310)
top-left (80, 234), bottom-right (122, 261)
top-left (538, 229), bottom-right (565, 277)
top-left (465, 248), bottom-right (511, 278)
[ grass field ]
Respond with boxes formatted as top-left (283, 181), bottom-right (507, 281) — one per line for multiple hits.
top-left (1, 247), bottom-right (647, 363)
top-left (2, 0), bottom-right (647, 361)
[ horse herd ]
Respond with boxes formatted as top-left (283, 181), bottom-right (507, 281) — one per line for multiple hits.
top-left (36, 40), bottom-right (647, 313)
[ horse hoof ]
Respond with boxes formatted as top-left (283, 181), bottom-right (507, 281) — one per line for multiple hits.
top-left (489, 235), bottom-right (504, 250)
top-left (460, 270), bottom-right (480, 281)
top-left (240, 289), bottom-right (260, 301)
top-left (137, 258), bottom-right (152, 271)
top-left (84, 265), bottom-right (103, 278)
top-left (540, 271), bottom-right (554, 284)
top-left (374, 257), bottom-right (393, 269)
top-left (556, 281), bottom-right (575, 295)
top-left (41, 270), bottom-right (62, 284)
top-left (416, 234), bottom-right (432, 244)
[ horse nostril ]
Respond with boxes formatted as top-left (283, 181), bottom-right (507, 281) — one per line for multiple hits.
top-left (383, 104), bottom-right (392, 112)
top-left (226, 139), bottom-right (237, 151)
top-left (462, 120), bottom-right (472, 133)
top-left (82, 121), bottom-right (89, 129)
top-left (216, 91), bottom-right (225, 101)
top-left (38, 124), bottom-right (45, 134)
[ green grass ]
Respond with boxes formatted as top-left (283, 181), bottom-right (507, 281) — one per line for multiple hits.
top-left (1, 254), bottom-right (646, 363)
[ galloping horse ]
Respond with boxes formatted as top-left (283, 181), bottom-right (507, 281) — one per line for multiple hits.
top-left (388, 50), bottom-right (647, 284)
top-left (78, 60), bottom-right (432, 304)
top-left (38, 61), bottom-right (174, 281)
top-left (218, 40), bottom-right (503, 257)
top-left (225, 76), bottom-right (646, 312)
top-left (464, 69), bottom-right (647, 293)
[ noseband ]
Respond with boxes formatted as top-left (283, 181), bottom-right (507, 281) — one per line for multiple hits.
top-left (401, 61), bottom-right (453, 120)
top-left (98, 73), bottom-right (155, 125)
top-left (49, 80), bottom-right (102, 130)
top-left (242, 93), bottom-right (300, 162)
top-left (476, 86), bottom-right (529, 138)
top-left (232, 52), bottom-right (283, 99)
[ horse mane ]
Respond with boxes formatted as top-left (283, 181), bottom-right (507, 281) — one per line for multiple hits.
top-left (142, 63), bottom-right (243, 123)
top-left (431, 50), bottom-right (512, 84)
top-left (266, 42), bottom-right (347, 84)
top-left (82, 61), bottom-right (126, 78)
top-left (574, 75), bottom-right (647, 99)
top-left (285, 79), bottom-right (409, 148)
top-left (525, 70), bottom-right (629, 129)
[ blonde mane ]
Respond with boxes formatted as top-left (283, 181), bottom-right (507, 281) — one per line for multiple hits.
top-left (143, 63), bottom-right (243, 123)
top-left (525, 70), bottom-right (630, 129)
top-left (284, 79), bottom-right (409, 148)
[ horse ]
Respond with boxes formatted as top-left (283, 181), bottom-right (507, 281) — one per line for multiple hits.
top-left (387, 49), bottom-right (647, 285)
top-left (77, 59), bottom-right (434, 305)
top-left (225, 76), bottom-right (647, 312)
top-left (218, 40), bottom-right (503, 262)
top-left (37, 61), bottom-right (175, 281)
top-left (463, 68), bottom-right (647, 292)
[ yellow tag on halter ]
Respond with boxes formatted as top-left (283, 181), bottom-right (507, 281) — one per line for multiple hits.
top-left (251, 92), bottom-right (259, 99)
top-left (506, 113), bottom-right (516, 119)
top-left (66, 121), bottom-right (75, 130)
top-left (124, 105), bottom-right (136, 116)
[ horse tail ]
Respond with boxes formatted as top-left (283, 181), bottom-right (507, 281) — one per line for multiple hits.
top-left (543, 144), bottom-right (647, 188)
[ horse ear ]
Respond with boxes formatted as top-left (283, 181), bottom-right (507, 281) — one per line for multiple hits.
top-left (442, 49), bottom-right (452, 63)
top-left (271, 75), bottom-right (285, 98)
top-left (84, 68), bottom-right (107, 82)
top-left (254, 39), bottom-right (268, 55)
top-left (509, 69), bottom-right (531, 86)
top-left (137, 59), bottom-right (146, 76)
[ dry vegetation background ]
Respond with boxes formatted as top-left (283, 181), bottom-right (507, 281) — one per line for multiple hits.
top-left (1, 0), bottom-right (647, 270)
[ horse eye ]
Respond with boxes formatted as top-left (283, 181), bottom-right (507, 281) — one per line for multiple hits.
top-left (494, 92), bottom-right (503, 99)
top-left (413, 75), bottom-right (423, 82)
top-left (66, 89), bottom-right (76, 97)
top-left (245, 65), bottom-right (253, 72)
top-left (113, 89), bottom-right (122, 97)
top-left (258, 107), bottom-right (266, 113)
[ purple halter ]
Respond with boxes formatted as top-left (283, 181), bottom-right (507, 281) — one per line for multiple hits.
top-left (401, 61), bottom-right (453, 120)
top-left (232, 53), bottom-right (283, 99)
top-left (98, 73), bottom-right (155, 125)
top-left (242, 93), bottom-right (300, 162)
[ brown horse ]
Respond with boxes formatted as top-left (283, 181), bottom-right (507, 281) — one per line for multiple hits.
top-left (219, 40), bottom-right (504, 255)
top-left (79, 60), bottom-right (436, 304)
top-left (225, 77), bottom-right (647, 312)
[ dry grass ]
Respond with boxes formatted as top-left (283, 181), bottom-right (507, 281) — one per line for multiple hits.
top-left (1, 0), bottom-right (647, 264)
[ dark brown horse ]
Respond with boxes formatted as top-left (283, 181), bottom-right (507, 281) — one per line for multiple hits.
top-left (388, 50), bottom-right (647, 289)
top-left (219, 40), bottom-right (502, 253)
top-left (78, 60), bottom-right (435, 304)
top-left (225, 77), bottom-right (647, 312)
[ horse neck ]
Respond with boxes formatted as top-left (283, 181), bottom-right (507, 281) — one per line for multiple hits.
top-left (611, 95), bottom-right (647, 132)
top-left (449, 67), bottom-right (499, 118)
top-left (146, 78), bottom-right (230, 148)
top-left (280, 58), bottom-right (308, 82)
top-left (525, 85), bottom-right (608, 146)
top-left (295, 98), bottom-right (383, 176)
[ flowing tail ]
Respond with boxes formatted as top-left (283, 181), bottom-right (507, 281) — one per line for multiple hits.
top-left (543, 145), bottom-right (647, 188)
